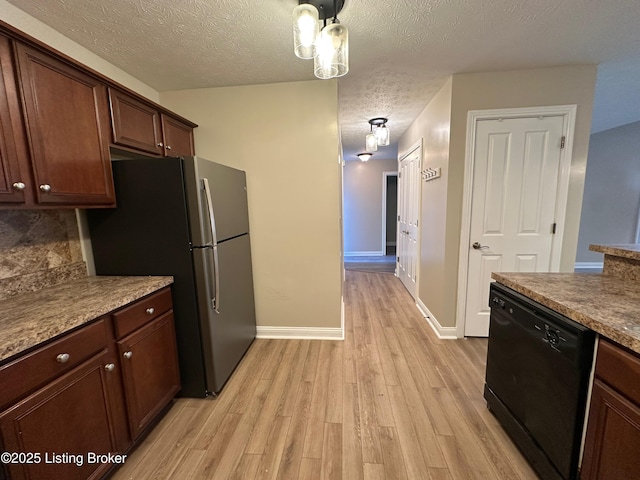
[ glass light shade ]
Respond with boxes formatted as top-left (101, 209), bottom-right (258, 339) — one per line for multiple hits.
top-left (375, 124), bottom-right (390, 146)
top-left (314, 23), bottom-right (348, 79)
top-left (293, 4), bottom-right (319, 60)
top-left (314, 27), bottom-right (338, 79)
top-left (365, 133), bottom-right (378, 152)
top-left (357, 153), bottom-right (373, 162)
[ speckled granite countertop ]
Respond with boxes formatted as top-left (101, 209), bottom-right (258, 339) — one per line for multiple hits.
top-left (0, 276), bottom-right (173, 363)
top-left (590, 244), bottom-right (640, 261)
top-left (492, 272), bottom-right (640, 354)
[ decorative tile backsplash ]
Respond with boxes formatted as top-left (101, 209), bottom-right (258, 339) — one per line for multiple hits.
top-left (0, 210), bottom-right (87, 300)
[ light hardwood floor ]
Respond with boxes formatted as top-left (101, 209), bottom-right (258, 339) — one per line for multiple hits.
top-left (112, 271), bottom-right (537, 479)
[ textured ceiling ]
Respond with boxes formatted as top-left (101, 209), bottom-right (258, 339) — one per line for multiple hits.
top-left (7, 0), bottom-right (640, 161)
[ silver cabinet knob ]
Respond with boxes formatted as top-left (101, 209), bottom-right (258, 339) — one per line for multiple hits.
top-left (12, 182), bottom-right (26, 191)
top-left (146, 307), bottom-right (155, 315)
top-left (56, 353), bottom-right (70, 363)
top-left (165, 145), bottom-right (172, 150)
top-left (104, 363), bottom-right (115, 372)
top-left (156, 142), bottom-right (164, 148)
top-left (39, 184), bottom-right (52, 193)
top-left (123, 351), bottom-right (133, 359)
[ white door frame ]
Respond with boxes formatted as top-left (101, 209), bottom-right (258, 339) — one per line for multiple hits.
top-left (455, 105), bottom-right (577, 338)
top-left (397, 139), bottom-right (422, 298)
top-left (382, 171), bottom-right (397, 259)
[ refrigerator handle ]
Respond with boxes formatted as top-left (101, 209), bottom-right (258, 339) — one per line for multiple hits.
top-left (202, 178), bottom-right (221, 313)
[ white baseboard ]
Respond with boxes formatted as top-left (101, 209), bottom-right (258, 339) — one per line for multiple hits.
top-left (574, 262), bottom-right (604, 272)
top-left (344, 251), bottom-right (384, 257)
top-left (416, 298), bottom-right (457, 339)
top-left (256, 326), bottom-right (344, 340)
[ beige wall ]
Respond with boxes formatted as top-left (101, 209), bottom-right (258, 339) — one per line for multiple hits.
top-left (577, 121), bottom-right (640, 263)
top-left (0, 0), bottom-right (159, 101)
top-left (160, 81), bottom-right (343, 330)
top-left (398, 78), bottom-right (452, 324)
top-left (399, 66), bottom-right (597, 329)
top-left (343, 158), bottom-right (398, 254)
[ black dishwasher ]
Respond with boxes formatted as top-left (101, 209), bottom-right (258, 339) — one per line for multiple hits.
top-left (484, 283), bottom-right (595, 480)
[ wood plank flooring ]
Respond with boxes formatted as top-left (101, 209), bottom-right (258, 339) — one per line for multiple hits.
top-left (112, 271), bottom-right (537, 479)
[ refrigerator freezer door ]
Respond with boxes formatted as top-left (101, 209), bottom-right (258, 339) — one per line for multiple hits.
top-left (192, 234), bottom-right (257, 393)
top-left (183, 156), bottom-right (250, 246)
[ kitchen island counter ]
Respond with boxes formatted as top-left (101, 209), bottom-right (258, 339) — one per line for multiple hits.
top-left (492, 272), bottom-right (640, 354)
top-left (0, 275), bottom-right (173, 363)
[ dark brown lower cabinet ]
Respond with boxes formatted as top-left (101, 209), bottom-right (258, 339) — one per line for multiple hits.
top-left (0, 351), bottom-right (124, 480)
top-left (0, 287), bottom-right (180, 480)
top-left (581, 340), bottom-right (640, 479)
top-left (118, 312), bottom-right (181, 440)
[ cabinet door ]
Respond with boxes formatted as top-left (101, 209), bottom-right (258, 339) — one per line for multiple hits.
top-left (161, 114), bottom-right (195, 157)
top-left (0, 35), bottom-right (29, 204)
top-left (581, 379), bottom-right (640, 479)
top-left (108, 88), bottom-right (164, 156)
top-left (118, 311), bottom-right (180, 439)
top-left (0, 351), bottom-right (124, 480)
top-left (15, 43), bottom-right (115, 206)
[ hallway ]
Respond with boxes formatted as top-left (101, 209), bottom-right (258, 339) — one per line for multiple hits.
top-left (113, 271), bottom-right (537, 479)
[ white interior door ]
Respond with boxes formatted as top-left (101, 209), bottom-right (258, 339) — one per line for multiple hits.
top-left (397, 145), bottom-right (421, 299)
top-left (464, 115), bottom-right (565, 336)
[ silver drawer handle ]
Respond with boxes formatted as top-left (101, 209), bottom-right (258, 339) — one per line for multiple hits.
top-left (157, 142), bottom-right (164, 148)
top-left (165, 145), bottom-right (172, 150)
top-left (12, 182), bottom-right (26, 191)
top-left (56, 353), bottom-right (70, 363)
top-left (146, 307), bottom-right (155, 315)
top-left (104, 363), bottom-right (115, 372)
top-left (39, 184), bottom-right (52, 193)
top-left (123, 351), bottom-right (133, 359)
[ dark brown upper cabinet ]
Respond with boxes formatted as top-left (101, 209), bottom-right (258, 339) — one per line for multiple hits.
top-left (161, 113), bottom-right (195, 158)
top-left (0, 20), bottom-right (197, 209)
top-left (0, 34), bottom-right (32, 204)
top-left (109, 88), bottom-right (195, 158)
top-left (14, 43), bottom-right (116, 206)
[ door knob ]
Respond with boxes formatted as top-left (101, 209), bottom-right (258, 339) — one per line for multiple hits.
top-left (472, 242), bottom-right (489, 250)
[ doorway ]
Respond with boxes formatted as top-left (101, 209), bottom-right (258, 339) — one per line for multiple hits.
top-left (383, 172), bottom-right (398, 257)
top-left (457, 106), bottom-right (576, 337)
top-left (343, 160), bottom-right (398, 274)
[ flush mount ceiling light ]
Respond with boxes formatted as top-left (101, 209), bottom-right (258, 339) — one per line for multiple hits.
top-left (292, 0), bottom-right (349, 80)
top-left (357, 152), bottom-right (373, 162)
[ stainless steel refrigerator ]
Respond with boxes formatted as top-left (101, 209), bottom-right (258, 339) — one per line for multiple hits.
top-left (87, 156), bottom-right (257, 397)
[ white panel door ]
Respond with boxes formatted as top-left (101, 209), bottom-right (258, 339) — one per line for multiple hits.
top-left (397, 145), bottom-right (420, 299)
top-left (464, 116), bottom-right (564, 336)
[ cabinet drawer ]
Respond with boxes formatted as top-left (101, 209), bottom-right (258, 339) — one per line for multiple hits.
top-left (0, 319), bottom-right (108, 409)
top-left (595, 338), bottom-right (640, 406)
top-left (113, 287), bottom-right (172, 338)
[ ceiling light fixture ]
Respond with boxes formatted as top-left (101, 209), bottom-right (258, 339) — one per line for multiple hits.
top-left (357, 152), bottom-right (373, 162)
top-left (364, 117), bottom-right (390, 152)
top-left (292, 0), bottom-right (349, 80)
top-left (369, 117), bottom-right (390, 147)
